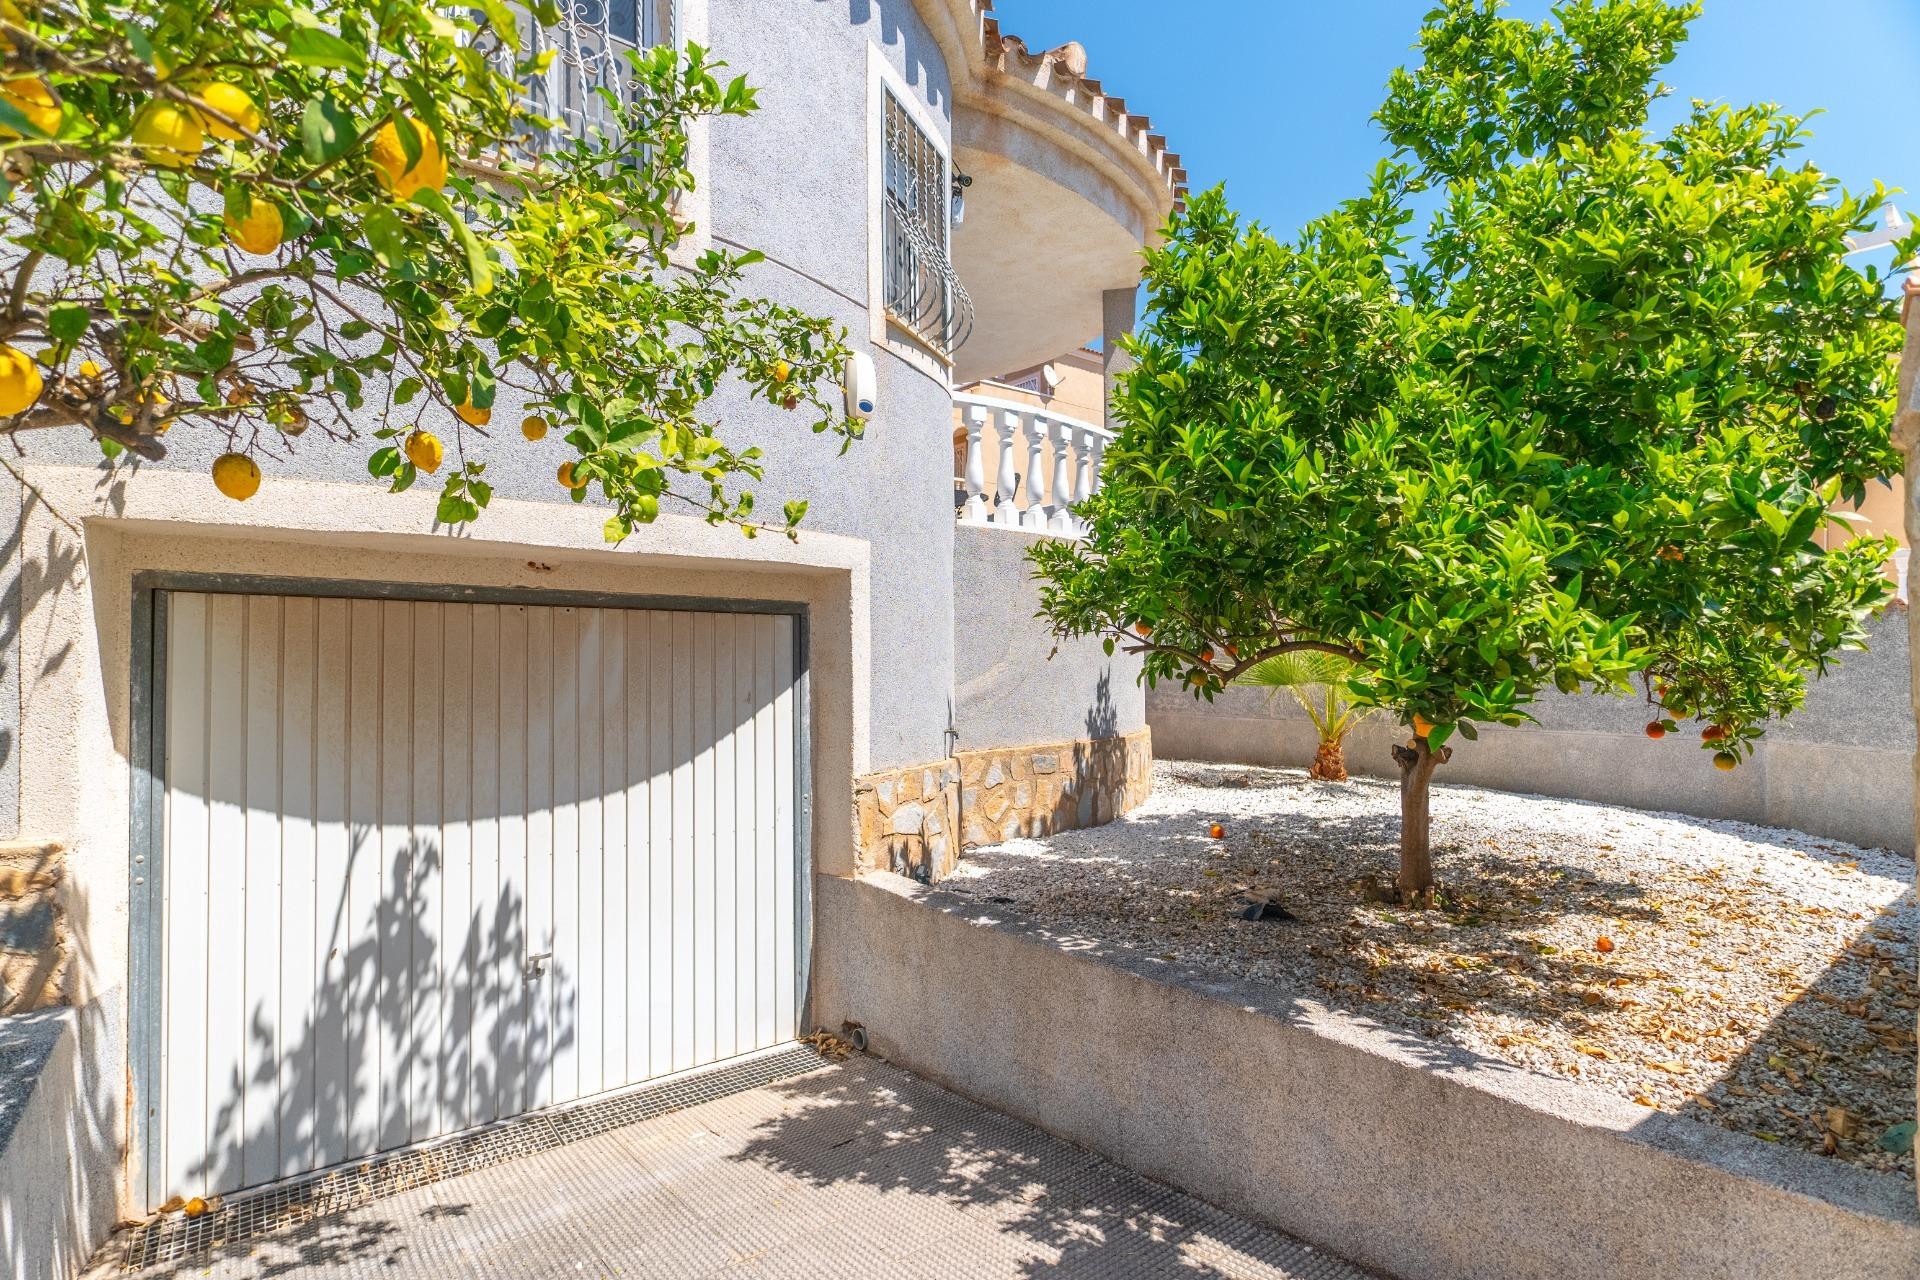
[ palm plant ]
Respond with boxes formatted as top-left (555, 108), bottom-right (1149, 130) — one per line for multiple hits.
top-left (1237, 652), bottom-right (1378, 782)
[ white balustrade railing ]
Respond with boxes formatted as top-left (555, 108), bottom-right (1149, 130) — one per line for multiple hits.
top-left (954, 392), bottom-right (1112, 537)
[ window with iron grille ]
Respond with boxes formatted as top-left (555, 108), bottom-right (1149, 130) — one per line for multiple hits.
top-left (521, 0), bottom-right (675, 141)
top-left (882, 89), bottom-right (972, 357)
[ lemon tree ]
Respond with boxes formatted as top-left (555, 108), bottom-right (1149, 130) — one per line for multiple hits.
top-left (1032, 0), bottom-right (1916, 899)
top-left (0, 0), bottom-right (852, 536)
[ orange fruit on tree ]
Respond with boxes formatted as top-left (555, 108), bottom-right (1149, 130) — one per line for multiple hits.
top-left (0, 76), bottom-right (60, 138)
top-left (454, 398), bottom-right (491, 427)
top-left (1199, 646), bottom-right (1215, 663)
top-left (369, 118), bottom-right (447, 199)
top-left (404, 430), bottom-right (444, 473)
top-left (1208, 822), bottom-right (1225, 839)
top-left (1700, 725), bottom-right (1725, 743)
top-left (1411, 714), bottom-right (1434, 738)
top-left (1595, 936), bottom-right (1615, 953)
top-left (0, 343), bottom-right (43, 416)
top-left (771, 359), bottom-right (791, 383)
top-left (210, 452), bottom-right (260, 501)
top-left (1132, 621), bottom-right (1152, 638)
top-left (132, 99), bottom-right (204, 167)
top-left (193, 82), bottom-right (260, 140)
top-left (1712, 751), bottom-right (1738, 772)
top-left (557, 460), bottom-right (586, 490)
top-left (223, 195), bottom-right (283, 256)
top-left (521, 414), bottom-right (548, 441)
top-left (1644, 722), bottom-right (1665, 740)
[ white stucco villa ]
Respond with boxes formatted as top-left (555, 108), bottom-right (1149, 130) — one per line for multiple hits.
top-left (0, 3), bottom-right (1186, 1273)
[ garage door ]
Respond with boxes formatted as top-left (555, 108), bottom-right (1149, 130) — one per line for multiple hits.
top-left (133, 588), bottom-right (804, 1210)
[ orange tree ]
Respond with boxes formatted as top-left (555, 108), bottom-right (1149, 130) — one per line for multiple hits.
top-left (0, 0), bottom-right (851, 536)
top-left (1031, 0), bottom-right (1915, 900)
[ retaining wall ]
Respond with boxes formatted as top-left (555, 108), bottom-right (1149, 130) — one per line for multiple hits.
top-left (1151, 609), bottom-right (1915, 854)
top-left (810, 872), bottom-right (1920, 1280)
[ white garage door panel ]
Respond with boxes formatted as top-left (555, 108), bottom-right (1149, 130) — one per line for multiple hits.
top-left (146, 591), bottom-right (801, 1209)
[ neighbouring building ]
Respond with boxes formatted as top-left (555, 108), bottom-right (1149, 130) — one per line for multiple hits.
top-left (0, 3), bottom-right (1182, 1272)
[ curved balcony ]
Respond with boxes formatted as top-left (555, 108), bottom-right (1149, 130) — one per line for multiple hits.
top-left (915, 1), bottom-right (1187, 383)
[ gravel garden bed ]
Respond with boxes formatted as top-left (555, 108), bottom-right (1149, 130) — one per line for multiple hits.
top-left (950, 760), bottom-right (1917, 1178)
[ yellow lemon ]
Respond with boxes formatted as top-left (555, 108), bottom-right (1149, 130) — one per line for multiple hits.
top-left (454, 399), bottom-right (490, 427)
top-left (404, 429), bottom-right (444, 473)
top-left (211, 452), bottom-right (261, 501)
top-left (557, 460), bottom-right (586, 490)
top-left (223, 195), bottom-right (282, 256)
top-left (772, 359), bottom-right (791, 383)
top-left (194, 82), bottom-right (261, 141)
top-left (369, 119), bottom-right (447, 199)
top-left (77, 358), bottom-right (101, 379)
top-left (0, 344), bottom-right (40, 415)
top-left (0, 77), bottom-right (60, 138)
top-left (521, 414), bottom-right (548, 441)
top-left (132, 100), bottom-right (204, 168)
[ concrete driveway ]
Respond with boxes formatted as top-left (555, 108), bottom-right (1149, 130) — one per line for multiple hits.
top-left (96, 1052), bottom-right (1375, 1280)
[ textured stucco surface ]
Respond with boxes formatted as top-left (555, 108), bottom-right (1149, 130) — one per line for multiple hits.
top-left (0, 1008), bottom-right (114, 1280)
top-left (1152, 609), bottom-right (1916, 854)
top-left (0, 468), bottom-right (16, 841)
top-left (953, 524), bottom-right (1143, 751)
top-left (811, 871), bottom-right (1920, 1280)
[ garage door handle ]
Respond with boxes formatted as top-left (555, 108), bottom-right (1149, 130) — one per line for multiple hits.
top-left (524, 952), bottom-right (551, 980)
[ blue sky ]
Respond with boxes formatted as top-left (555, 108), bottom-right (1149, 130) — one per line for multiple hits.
top-left (991, 0), bottom-right (1918, 281)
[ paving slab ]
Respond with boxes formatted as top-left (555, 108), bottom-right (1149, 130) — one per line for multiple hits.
top-left (92, 1054), bottom-right (1379, 1280)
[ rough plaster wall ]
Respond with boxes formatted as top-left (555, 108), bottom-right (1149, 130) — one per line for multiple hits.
top-left (704, 0), bottom-right (958, 770)
top-left (0, 469), bottom-right (16, 840)
top-left (1149, 610), bottom-right (1916, 853)
top-left (953, 524), bottom-right (1144, 752)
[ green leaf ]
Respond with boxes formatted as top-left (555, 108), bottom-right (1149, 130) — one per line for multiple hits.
top-left (47, 304), bottom-right (89, 344)
top-left (300, 95), bottom-right (358, 166)
top-left (410, 188), bottom-right (495, 295)
top-left (284, 27), bottom-right (366, 73)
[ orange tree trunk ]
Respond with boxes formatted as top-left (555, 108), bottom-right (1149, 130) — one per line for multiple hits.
top-left (1390, 737), bottom-right (1451, 899)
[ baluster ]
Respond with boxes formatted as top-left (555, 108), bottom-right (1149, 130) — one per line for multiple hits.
top-left (961, 405), bottom-right (989, 525)
top-left (1048, 419), bottom-right (1076, 534)
top-left (1022, 414), bottom-right (1051, 530)
top-left (995, 410), bottom-right (1020, 525)
top-left (1073, 425), bottom-right (1099, 536)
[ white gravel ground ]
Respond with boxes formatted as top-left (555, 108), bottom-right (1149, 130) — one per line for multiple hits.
top-left (952, 760), bottom-right (1917, 1178)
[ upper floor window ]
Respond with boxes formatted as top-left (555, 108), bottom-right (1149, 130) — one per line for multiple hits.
top-left (882, 88), bottom-right (972, 358)
top-left (525, 0), bottom-right (675, 141)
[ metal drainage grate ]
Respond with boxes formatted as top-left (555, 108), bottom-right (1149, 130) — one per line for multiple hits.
top-left (119, 1044), bottom-right (831, 1272)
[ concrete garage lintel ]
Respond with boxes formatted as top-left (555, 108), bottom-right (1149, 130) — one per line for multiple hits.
top-left (810, 871), bottom-right (1920, 1280)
